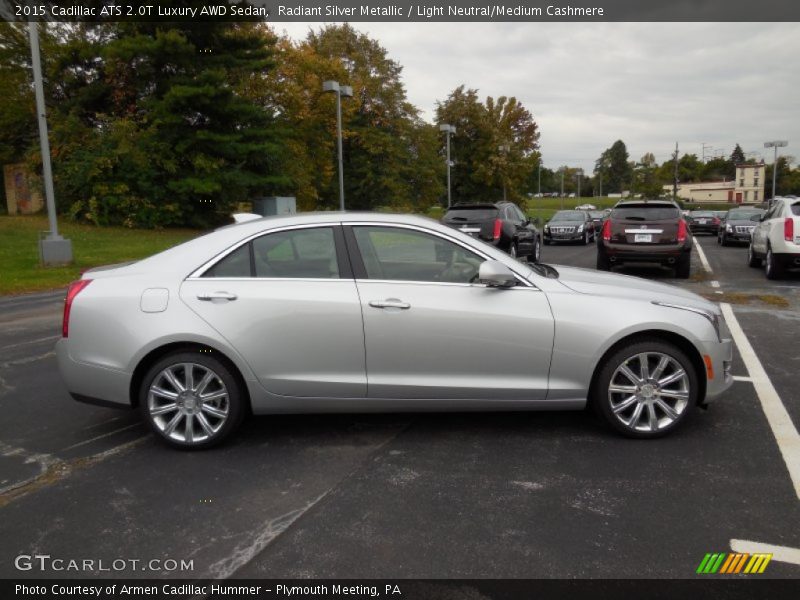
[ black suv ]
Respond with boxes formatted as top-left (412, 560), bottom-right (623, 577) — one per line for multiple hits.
top-left (441, 202), bottom-right (542, 262)
top-left (544, 210), bottom-right (596, 245)
top-left (597, 200), bottom-right (692, 278)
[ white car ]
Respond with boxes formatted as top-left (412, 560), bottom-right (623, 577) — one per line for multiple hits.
top-left (748, 196), bottom-right (800, 279)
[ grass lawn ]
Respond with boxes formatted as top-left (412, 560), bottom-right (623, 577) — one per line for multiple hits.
top-left (0, 215), bottom-right (201, 296)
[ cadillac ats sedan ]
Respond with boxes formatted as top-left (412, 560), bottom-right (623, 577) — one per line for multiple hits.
top-left (57, 213), bottom-right (733, 449)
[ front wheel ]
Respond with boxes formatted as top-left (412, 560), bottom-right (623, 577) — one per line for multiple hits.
top-left (765, 246), bottom-right (785, 280)
top-left (509, 243), bottom-right (518, 259)
top-left (530, 237), bottom-right (541, 263)
top-left (748, 243), bottom-right (762, 268)
top-left (592, 340), bottom-right (697, 439)
top-left (140, 351), bottom-right (246, 449)
top-left (583, 230), bottom-right (590, 245)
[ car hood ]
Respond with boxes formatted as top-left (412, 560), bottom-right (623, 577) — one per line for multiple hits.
top-left (547, 220), bottom-right (585, 226)
top-left (552, 265), bottom-right (718, 313)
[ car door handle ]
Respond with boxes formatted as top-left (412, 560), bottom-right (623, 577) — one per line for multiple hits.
top-left (369, 299), bottom-right (411, 310)
top-left (197, 291), bottom-right (238, 302)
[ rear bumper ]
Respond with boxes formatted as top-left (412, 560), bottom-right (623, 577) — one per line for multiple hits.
top-left (774, 252), bottom-right (800, 268)
top-left (599, 242), bottom-right (690, 263)
top-left (56, 339), bottom-right (132, 408)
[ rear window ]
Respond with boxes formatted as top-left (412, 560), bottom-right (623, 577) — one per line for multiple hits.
top-left (612, 205), bottom-right (680, 221)
top-left (444, 207), bottom-right (498, 220)
top-left (691, 211), bottom-right (714, 217)
top-left (727, 210), bottom-right (763, 220)
top-left (791, 203), bottom-right (800, 216)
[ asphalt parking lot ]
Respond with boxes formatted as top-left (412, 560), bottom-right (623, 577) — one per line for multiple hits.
top-left (1, 234), bottom-right (799, 581)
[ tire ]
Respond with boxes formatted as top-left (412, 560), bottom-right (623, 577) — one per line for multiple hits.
top-left (596, 252), bottom-right (611, 271)
top-left (765, 246), bottom-right (785, 280)
top-left (748, 243), bottom-right (762, 268)
top-left (675, 254), bottom-right (691, 279)
top-left (592, 339), bottom-right (697, 439)
top-left (529, 237), bottom-right (541, 263)
top-left (139, 351), bottom-right (246, 449)
top-left (583, 230), bottom-right (590, 245)
top-left (509, 243), bottom-right (518, 259)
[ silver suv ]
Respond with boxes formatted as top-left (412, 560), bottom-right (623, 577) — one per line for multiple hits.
top-left (748, 196), bottom-right (800, 279)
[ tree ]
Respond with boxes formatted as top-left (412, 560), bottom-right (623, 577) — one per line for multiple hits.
top-left (730, 143), bottom-right (746, 165)
top-left (595, 140), bottom-right (631, 194)
top-left (632, 152), bottom-right (663, 198)
top-left (435, 85), bottom-right (540, 204)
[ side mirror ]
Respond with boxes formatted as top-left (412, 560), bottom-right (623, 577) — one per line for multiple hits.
top-left (478, 260), bottom-right (517, 288)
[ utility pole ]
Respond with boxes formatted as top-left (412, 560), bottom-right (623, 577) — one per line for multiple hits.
top-left (672, 142), bottom-right (679, 202)
top-left (576, 168), bottom-right (583, 199)
top-left (764, 140), bottom-right (788, 205)
top-left (537, 162), bottom-right (541, 196)
top-left (559, 167), bottom-right (565, 209)
top-left (701, 142), bottom-right (711, 163)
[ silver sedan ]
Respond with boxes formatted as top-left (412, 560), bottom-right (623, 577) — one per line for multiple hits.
top-left (57, 213), bottom-right (733, 449)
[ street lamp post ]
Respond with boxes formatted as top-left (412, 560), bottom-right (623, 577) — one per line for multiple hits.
top-left (439, 124), bottom-right (456, 208)
top-left (28, 21), bottom-right (72, 266)
top-left (498, 144), bottom-right (510, 202)
top-left (537, 162), bottom-right (542, 197)
top-left (559, 167), bottom-right (565, 209)
top-left (764, 140), bottom-right (788, 204)
top-left (323, 80), bottom-right (353, 211)
top-left (576, 168), bottom-right (583, 200)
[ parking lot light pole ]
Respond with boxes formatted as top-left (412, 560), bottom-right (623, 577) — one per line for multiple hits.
top-left (28, 21), bottom-right (72, 266)
top-left (559, 167), bottom-right (565, 209)
top-left (764, 140), bottom-right (788, 205)
top-left (439, 124), bottom-right (456, 208)
top-left (576, 168), bottom-right (583, 200)
top-left (498, 144), bottom-right (510, 202)
top-left (323, 81), bottom-right (352, 211)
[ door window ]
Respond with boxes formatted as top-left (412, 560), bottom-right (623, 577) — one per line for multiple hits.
top-left (353, 226), bottom-right (484, 284)
top-left (203, 227), bottom-right (340, 279)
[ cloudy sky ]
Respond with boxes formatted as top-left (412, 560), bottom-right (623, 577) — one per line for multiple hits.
top-left (276, 22), bottom-right (798, 173)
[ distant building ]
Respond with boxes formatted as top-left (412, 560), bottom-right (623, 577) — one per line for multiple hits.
top-left (663, 162), bottom-right (765, 204)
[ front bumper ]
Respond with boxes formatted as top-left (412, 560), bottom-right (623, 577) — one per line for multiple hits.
top-left (544, 230), bottom-right (585, 242)
top-left (56, 339), bottom-right (132, 408)
top-left (701, 337), bottom-right (734, 402)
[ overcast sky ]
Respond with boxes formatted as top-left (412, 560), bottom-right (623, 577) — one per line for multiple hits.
top-left (276, 22), bottom-right (798, 173)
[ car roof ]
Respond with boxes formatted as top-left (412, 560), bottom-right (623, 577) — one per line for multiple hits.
top-left (448, 203), bottom-right (500, 210)
top-left (614, 200), bottom-right (678, 207)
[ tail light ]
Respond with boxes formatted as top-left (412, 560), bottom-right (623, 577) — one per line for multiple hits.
top-left (785, 218), bottom-right (794, 242)
top-left (677, 219), bottom-right (687, 243)
top-left (492, 219), bottom-right (502, 241)
top-left (63, 279), bottom-right (92, 337)
top-left (601, 219), bottom-right (612, 242)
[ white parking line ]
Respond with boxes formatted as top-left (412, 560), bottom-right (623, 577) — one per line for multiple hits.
top-left (694, 239), bottom-right (713, 273)
top-left (733, 375), bottom-right (754, 383)
top-left (721, 303), bottom-right (800, 500)
top-left (730, 539), bottom-right (800, 566)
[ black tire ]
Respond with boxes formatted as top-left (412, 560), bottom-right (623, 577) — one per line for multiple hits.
top-left (765, 246), bottom-right (785, 280)
top-left (675, 254), bottom-right (691, 279)
top-left (509, 243), bottom-right (518, 259)
top-left (583, 230), bottom-right (591, 245)
top-left (139, 351), bottom-right (246, 449)
top-left (529, 237), bottom-right (541, 263)
top-left (747, 243), bottom-right (762, 268)
top-left (596, 252), bottom-right (611, 271)
top-left (591, 338), bottom-right (698, 439)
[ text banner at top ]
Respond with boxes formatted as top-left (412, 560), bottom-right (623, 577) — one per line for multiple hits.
top-left (4, 0), bottom-right (800, 22)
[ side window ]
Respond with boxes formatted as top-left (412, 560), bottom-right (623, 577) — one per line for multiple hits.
top-left (252, 227), bottom-right (339, 278)
top-left (353, 226), bottom-right (484, 284)
top-left (203, 244), bottom-right (251, 278)
top-left (512, 205), bottom-right (526, 223)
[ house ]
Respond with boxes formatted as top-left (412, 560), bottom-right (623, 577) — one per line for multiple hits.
top-left (663, 162), bottom-right (765, 204)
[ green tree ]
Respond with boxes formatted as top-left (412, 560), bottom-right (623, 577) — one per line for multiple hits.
top-left (435, 85), bottom-right (540, 204)
top-left (595, 140), bottom-right (631, 194)
top-left (730, 143), bottom-right (746, 165)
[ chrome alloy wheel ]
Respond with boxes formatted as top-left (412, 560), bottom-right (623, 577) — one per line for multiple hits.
top-left (607, 352), bottom-right (690, 433)
top-left (147, 363), bottom-right (229, 444)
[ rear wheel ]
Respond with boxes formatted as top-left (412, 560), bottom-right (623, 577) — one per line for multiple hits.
top-left (675, 254), bottom-right (691, 279)
top-left (765, 246), bottom-right (785, 280)
top-left (592, 339), bottom-right (697, 439)
top-left (140, 351), bottom-right (246, 449)
top-left (747, 243), bottom-right (762, 268)
top-left (596, 252), bottom-right (611, 271)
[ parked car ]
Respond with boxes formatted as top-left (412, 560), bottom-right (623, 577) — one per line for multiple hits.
top-left (441, 202), bottom-right (541, 262)
top-left (748, 196), bottom-right (800, 279)
top-left (588, 210), bottom-right (608, 231)
top-left (576, 203), bottom-right (597, 210)
top-left (544, 210), bottom-right (596, 245)
top-left (57, 212), bottom-right (733, 448)
top-left (687, 210), bottom-right (721, 235)
top-left (717, 208), bottom-right (765, 246)
top-left (597, 200), bottom-right (692, 278)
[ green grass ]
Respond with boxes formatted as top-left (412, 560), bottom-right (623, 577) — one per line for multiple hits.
top-left (0, 215), bottom-right (201, 295)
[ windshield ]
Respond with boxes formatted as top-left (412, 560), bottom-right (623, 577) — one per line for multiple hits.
top-left (551, 211), bottom-right (584, 221)
top-left (727, 210), bottom-right (763, 220)
top-left (612, 205), bottom-right (680, 221)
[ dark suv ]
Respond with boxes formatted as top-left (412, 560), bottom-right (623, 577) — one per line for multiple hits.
top-left (597, 200), bottom-right (692, 278)
top-left (441, 202), bottom-right (542, 262)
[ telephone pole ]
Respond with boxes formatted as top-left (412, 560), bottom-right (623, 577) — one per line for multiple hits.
top-left (672, 142), bottom-right (679, 202)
